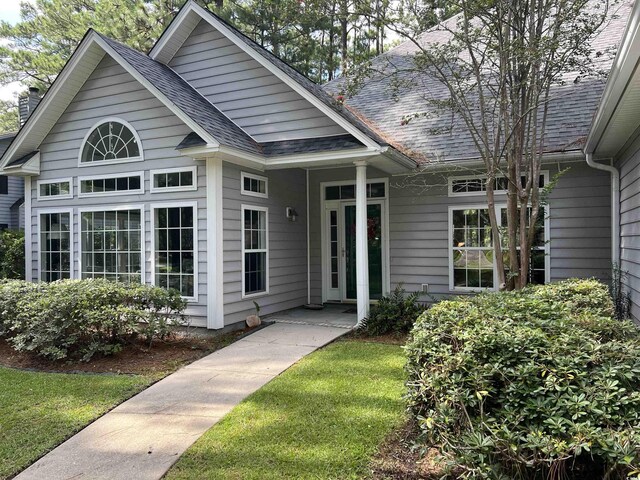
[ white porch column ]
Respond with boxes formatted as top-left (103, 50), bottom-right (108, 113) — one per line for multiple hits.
top-left (206, 158), bottom-right (224, 329)
top-left (354, 160), bottom-right (370, 326)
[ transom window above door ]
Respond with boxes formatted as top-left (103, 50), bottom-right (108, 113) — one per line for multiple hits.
top-left (324, 182), bottom-right (386, 200)
top-left (80, 119), bottom-right (142, 165)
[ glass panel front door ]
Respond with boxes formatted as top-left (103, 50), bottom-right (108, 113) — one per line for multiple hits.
top-left (344, 203), bottom-right (383, 300)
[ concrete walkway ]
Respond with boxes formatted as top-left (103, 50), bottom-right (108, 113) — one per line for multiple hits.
top-left (16, 322), bottom-right (349, 480)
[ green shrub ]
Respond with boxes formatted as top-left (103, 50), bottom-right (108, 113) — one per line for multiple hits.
top-left (406, 279), bottom-right (640, 479)
top-left (0, 279), bottom-right (187, 361)
top-left (0, 229), bottom-right (24, 280)
top-left (360, 285), bottom-right (427, 336)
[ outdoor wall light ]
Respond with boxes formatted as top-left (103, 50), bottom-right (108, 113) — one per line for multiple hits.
top-left (285, 207), bottom-right (298, 222)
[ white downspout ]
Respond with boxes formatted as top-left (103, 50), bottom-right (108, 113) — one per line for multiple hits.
top-left (585, 153), bottom-right (620, 265)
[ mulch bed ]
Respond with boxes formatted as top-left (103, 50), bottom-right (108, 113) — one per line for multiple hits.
top-left (344, 331), bottom-right (408, 345)
top-left (0, 328), bottom-right (252, 375)
top-left (369, 421), bottom-right (444, 480)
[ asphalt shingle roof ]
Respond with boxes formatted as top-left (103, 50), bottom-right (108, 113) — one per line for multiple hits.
top-left (97, 32), bottom-right (261, 156)
top-left (5, 150), bottom-right (37, 168)
top-left (324, 1), bottom-right (633, 163)
top-left (176, 132), bottom-right (365, 157)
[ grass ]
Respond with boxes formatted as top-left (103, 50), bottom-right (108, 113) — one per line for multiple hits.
top-left (0, 367), bottom-right (154, 479)
top-left (166, 339), bottom-right (406, 480)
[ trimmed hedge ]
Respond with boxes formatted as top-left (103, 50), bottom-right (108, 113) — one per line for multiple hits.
top-left (0, 279), bottom-right (187, 361)
top-left (406, 279), bottom-right (640, 479)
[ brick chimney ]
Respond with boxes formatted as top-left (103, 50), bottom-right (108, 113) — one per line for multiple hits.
top-left (18, 87), bottom-right (41, 126)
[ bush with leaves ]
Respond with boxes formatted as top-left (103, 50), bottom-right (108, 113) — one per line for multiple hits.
top-left (360, 285), bottom-right (427, 336)
top-left (406, 279), bottom-right (640, 479)
top-left (0, 279), bottom-right (187, 361)
top-left (0, 229), bottom-right (24, 279)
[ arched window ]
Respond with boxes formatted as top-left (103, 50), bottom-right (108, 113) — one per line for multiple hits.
top-left (80, 119), bottom-right (141, 164)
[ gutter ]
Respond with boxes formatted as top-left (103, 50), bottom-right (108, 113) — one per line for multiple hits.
top-left (585, 153), bottom-right (620, 265)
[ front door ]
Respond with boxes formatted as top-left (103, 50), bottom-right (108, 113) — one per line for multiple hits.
top-left (343, 202), bottom-right (384, 301)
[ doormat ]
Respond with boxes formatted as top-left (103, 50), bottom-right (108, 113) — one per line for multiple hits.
top-left (343, 307), bottom-right (358, 314)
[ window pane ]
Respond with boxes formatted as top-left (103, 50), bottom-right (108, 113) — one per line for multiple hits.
top-left (41, 212), bottom-right (71, 282)
top-left (81, 209), bottom-right (142, 283)
top-left (81, 121), bottom-right (140, 163)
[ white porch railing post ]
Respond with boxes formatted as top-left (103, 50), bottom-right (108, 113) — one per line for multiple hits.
top-left (354, 160), bottom-right (370, 327)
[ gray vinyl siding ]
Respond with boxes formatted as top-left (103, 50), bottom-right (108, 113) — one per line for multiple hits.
top-left (168, 20), bottom-right (347, 143)
top-left (0, 138), bottom-right (24, 229)
top-left (28, 56), bottom-right (209, 326)
top-left (309, 161), bottom-right (611, 304)
top-left (222, 163), bottom-right (308, 326)
top-left (616, 134), bottom-right (640, 321)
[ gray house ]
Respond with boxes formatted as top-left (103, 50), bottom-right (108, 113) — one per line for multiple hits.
top-left (0, 1), bottom-right (632, 328)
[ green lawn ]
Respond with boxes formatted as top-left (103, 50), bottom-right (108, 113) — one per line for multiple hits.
top-left (166, 340), bottom-right (406, 480)
top-left (0, 367), bottom-right (154, 479)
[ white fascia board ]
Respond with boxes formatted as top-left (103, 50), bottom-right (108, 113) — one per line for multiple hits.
top-left (92, 34), bottom-right (220, 148)
top-left (585, 1), bottom-right (640, 154)
top-left (0, 36), bottom-right (101, 170)
top-left (150, 1), bottom-right (381, 150)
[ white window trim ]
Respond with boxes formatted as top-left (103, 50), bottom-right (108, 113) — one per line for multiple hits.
top-left (241, 172), bottom-right (268, 199)
top-left (78, 171), bottom-right (144, 198)
top-left (448, 203), bottom-right (550, 292)
top-left (36, 207), bottom-right (74, 282)
top-left (150, 166), bottom-right (198, 193)
top-left (78, 204), bottom-right (146, 284)
top-left (36, 177), bottom-right (73, 201)
top-left (150, 201), bottom-right (199, 302)
top-left (448, 171), bottom-right (550, 197)
top-left (78, 117), bottom-right (144, 167)
top-left (241, 204), bottom-right (269, 299)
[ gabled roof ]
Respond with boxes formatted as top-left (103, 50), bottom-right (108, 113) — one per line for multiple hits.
top-left (325, 1), bottom-right (633, 163)
top-left (149, 1), bottom-right (400, 152)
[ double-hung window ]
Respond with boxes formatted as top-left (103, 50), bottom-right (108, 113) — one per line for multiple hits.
top-left (152, 203), bottom-right (197, 299)
top-left (450, 205), bottom-right (548, 290)
top-left (40, 211), bottom-right (72, 281)
top-left (242, 205), bottom-right (268, 297)
top-left (80, 208), bottom-right (143, 283)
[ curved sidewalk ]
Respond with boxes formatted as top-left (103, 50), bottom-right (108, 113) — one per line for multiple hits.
top-left (16, 322), bottom-right (349, 480)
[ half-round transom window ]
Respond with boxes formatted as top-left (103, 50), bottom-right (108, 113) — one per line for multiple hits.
top-left (80, 120), bottom-right (141, 163)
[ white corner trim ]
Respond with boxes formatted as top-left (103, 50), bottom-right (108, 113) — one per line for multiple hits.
top-left (150, 166), bottom-right (198, 193)
top-left (36, 177), bottom-right (73, 201)
top-left (149, 200), bottom-right (199, 302)
top-left (206, 158), bottom-right (224, 329)
top-left (77, 171), bottom-right (144, 198)
top-left (240, 171), bottom-right (268, 198)
top-left (36, 207), bottom-right (75, 282)
top-left (240, 204), bottom-right (270, 299)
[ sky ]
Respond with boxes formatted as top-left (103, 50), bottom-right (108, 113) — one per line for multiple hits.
top-left (0, 0), bottom-right (27, 102)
